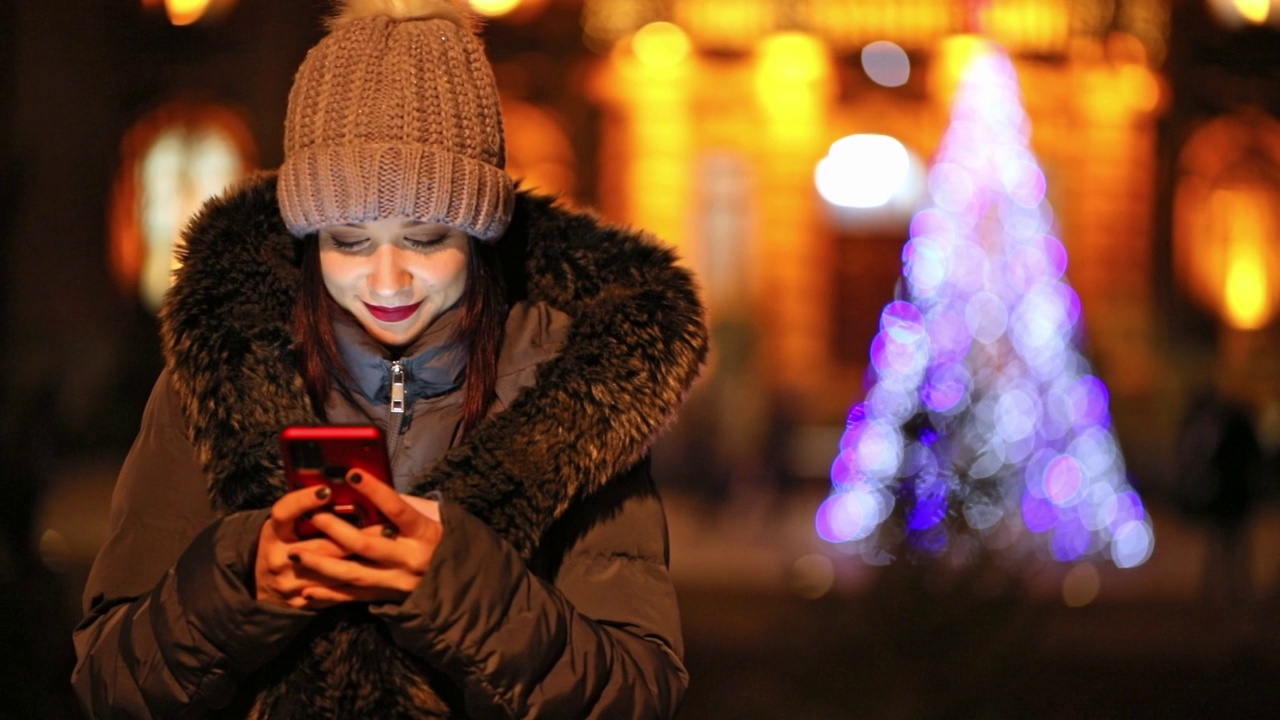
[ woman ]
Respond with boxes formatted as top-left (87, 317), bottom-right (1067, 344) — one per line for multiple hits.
top-left (71, 1), bottom-right (708, 717)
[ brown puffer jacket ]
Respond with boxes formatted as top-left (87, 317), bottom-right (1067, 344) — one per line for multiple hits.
top-left (71, 174), bottom-right (708, 718)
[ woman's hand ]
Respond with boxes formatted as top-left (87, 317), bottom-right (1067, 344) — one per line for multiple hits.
top-left (284, 471), bottom-right (443, 607)
top-left (254, 484), bottom-right (356, 608)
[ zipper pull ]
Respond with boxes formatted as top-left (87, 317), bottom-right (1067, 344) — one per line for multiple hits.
top-left (390, 361), bottom-right (406, 414)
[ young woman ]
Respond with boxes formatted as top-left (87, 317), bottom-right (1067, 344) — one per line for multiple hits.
top-left (71, 1), bottom-right (707, 717)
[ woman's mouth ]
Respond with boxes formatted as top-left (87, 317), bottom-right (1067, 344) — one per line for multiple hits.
top-left (364, 301), bottom-right (423, 323)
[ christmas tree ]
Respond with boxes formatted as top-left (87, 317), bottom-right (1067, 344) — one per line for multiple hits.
top-left (816, 43), bottom-right (1154, 568)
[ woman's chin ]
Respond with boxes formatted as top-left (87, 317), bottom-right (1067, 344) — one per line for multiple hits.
top-left (357, 318), bottom-right (417, 348)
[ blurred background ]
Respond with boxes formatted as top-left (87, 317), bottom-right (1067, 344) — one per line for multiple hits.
top-left (4, 0), bottom-right (1280, 717)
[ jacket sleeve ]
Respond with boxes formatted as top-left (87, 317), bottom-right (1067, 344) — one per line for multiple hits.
top-left (372, 461), bottom-right (688, 719)
top-left (71, 372), bottom-right (314, 719)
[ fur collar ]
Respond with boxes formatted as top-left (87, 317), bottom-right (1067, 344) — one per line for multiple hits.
top-left (160, 173), bottom-right (707, 558)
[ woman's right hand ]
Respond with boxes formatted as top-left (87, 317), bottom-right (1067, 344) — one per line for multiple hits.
top-left (254, 485), bottom-right (352, 608)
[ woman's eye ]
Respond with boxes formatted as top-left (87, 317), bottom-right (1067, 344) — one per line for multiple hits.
top-left (405, 236), bottom-right (446, 249)
top-left (327, 236), bottom-right (369, 251)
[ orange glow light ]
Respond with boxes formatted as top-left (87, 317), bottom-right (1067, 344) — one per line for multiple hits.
top-left (932, 34), bottom-right (996, 106)
top-left (753, 32), bottom-right (832, 139)
top-left (470, 0), bottom-right (522, 17)
top-left (675, 0), bottom-right (773, 52)
top-left (631, 22), bottom-right (693, 68)
top-left (1232, 0), bottom-right (1271, 25)
top-left (1216, 188), bottom-right (1274, 329)
top-left (165, 0), bottom-right (213, 26)
top-left (755, 32), bottom-right (828, 85)
top-left (1224, 253), bottom-right (1268, 330)
top-left (1208, 0), bottom-right (1276, 26)
top-left (1119, 64), bottom-right (1161, 114)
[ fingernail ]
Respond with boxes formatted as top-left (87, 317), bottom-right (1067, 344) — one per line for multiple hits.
top-left (288, 553), bottom-right (301, 563)
top-left (381, 524), bottom-right (399, 538)
top-left (316, 487), bottom-right (330, 500)
top-left (349, 472), bottom-right (362, 484)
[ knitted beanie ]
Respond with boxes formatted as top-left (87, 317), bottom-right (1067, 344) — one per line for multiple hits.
top-left (278, 0), bottom-right (514, 240)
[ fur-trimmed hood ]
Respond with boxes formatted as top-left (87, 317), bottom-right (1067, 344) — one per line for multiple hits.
top-left (161, 172), bottom-right (708, 557)
top-left (154, 173), bottom-right (705, 717)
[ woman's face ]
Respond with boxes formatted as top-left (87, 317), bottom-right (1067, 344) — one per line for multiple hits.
top-left (318, 217), bottom-right (470, 349)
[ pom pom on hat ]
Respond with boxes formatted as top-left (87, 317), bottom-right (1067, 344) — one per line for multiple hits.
top-left (327, 0), bottom-right (480, 33)
top-left (278, 0), bottom-right (513, 240)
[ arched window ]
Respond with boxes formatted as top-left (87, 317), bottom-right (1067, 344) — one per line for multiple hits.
top-left (1173, 112), bottom-right (1280, 330)
top-left (110, 102), bottom-right (256, 311)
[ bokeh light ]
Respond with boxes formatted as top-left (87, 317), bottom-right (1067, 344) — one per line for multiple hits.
top-left (1207, 0), bottom-right (1275, 27)
top-left (149, 0), bottom-right (239, 26)
top-left (470, 0), bottom-right (523, 18)
top-left (790, 554), bottom-right (836, 599)
top-left (631, 21), bottom-right (693, 68)
top-left (815, 134), bottom-right (911, 209)
top-left (1062, 563), bottom-right (1101, 608)
top-left (861, 40), bottom-right (910, 87)
top-left (164, 0), bottom-right (215, 26)
top-left (755, 31), bottom-right (829, 84)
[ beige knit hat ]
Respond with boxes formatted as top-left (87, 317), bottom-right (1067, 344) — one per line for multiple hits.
top-left (278, 0), bottom-right (514, 240)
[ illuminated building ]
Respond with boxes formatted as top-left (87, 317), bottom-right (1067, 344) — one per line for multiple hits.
top-left (586, 0), bottom-right (1171, 433)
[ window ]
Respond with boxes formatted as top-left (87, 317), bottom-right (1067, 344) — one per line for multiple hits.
top-left (110, 102), bottom-right (256, 311)
top-left (1173, 112), bottom-right (1280, 330)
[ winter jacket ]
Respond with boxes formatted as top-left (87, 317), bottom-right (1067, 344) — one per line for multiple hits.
top-left (71, 174), bottom-right (708, 719)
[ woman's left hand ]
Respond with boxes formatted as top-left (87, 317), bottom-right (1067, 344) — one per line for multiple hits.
top-left (290, 471), bottom-right (443, 607)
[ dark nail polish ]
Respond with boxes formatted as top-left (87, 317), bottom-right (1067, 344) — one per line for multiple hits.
top-left (349, 472), bottom-right (363, 484)
top-left (381, 524), bottom-right (399, 538)
top-left (316, 487), bottom-right (330, 500)
top-left (288, 553), bottom-right (301, 563)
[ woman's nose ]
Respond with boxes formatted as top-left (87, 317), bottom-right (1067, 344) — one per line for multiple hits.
top-left (368, 245), bottom-right (410, 299)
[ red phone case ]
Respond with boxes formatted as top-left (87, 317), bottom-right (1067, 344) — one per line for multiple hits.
top-left (280, 425), bottom-right (393, 538)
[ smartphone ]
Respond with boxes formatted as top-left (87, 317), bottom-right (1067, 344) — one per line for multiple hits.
top-left (280, 425), bottom-right (392, 539)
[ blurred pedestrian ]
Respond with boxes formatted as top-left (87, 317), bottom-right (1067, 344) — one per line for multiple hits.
top-left (1174, 389), bottom-right (1265, 609)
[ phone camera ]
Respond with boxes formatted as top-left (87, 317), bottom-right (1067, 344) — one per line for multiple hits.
top-left (289, 440), bottom-right (325, 470)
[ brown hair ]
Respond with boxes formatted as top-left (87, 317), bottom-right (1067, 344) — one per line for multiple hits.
top-left (293, 236), bottom-right (505, 437)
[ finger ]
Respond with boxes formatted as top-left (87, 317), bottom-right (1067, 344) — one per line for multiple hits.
top-left (264, 542), bottom-right (307, 576)
top-left (309, 513), bottom-right (407, 566)
top-left (269, 485), bottom-right (337, 538)
top-left (264, 551), bottom-right (334, 592)
top-left (308, 513), bottom-right (436, 573)
top-left (292, 551), bottom-right (419, 594)
top-left (343, 470), bottom-right (428, 536)
top-left (297, 585), bottom-right (361, 607)
top-left (289, 536), bottom-right (350, 559)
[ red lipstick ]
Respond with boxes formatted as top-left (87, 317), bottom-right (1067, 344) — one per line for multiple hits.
top-left (364, 301), bottom-right (422, 323)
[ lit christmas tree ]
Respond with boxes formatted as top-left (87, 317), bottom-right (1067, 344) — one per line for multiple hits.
top-left (815, 43), bottom-right (1155, 568)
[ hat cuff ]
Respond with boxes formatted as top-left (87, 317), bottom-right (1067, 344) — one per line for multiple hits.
top-left (278, 143), bottom-right (515, 241)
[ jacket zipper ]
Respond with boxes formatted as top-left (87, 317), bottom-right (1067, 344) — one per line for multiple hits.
top-left (388, 361), bottom-right (407, 462)
top-left (390, 361), bottom-right (406, 415)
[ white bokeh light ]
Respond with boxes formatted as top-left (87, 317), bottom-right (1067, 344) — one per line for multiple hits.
top-left (861, 41), bottom-right (910, 87)
top-left (816, 134), bottom-right (911, 209)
